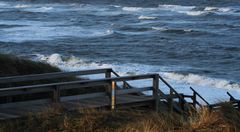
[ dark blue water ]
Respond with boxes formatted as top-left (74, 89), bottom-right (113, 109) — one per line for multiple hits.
top-left (0, 0), bottom-right (240, 96)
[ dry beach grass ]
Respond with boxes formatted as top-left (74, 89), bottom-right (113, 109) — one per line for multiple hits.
top-left (0, 104), bottom-right (239, 132)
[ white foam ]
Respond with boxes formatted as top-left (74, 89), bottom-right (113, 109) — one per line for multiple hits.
top-left (218, 7), bottom-right (232, 12)
top-left (34, 54), bottom-right (113, 72)
top-left (152, 27), bottom-right (194, 33)
top-left (204, 7), bottom-right (218, 11)
top-left (204, 7), bottom-right (232, 13)
top-left (202, 6), bottom-right (240, 16)
top-left (27, 6), bottom-right (53, 12)
top-left (138, 15), bottom-right (157, 20)
top-left (163, 72), bottom-right (240, 90)
top-left (158, 4), bottom-right (195, 11)
top-left (33, 54), bottom-right (240, 103)
top-left (0, 20), bottom-right (113, 42)
top-left (122, 7), bottom-right (143, 12)
top-left (122, 6), bottom-right (158, 12)
top-left (184, 11), bottom-right (206, 16)
top-left (15, 4), bottom-right (31, 8)
top-left (152, 27), bottom-right (166, 31)
top-left (157, 4), bottom-right (207, 16)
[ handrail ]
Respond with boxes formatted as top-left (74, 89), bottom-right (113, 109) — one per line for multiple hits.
top-left (111, 70), bottom-right (132, 89)
top-left (190, 87), bottom-right (210, 106)
top-left (0, 74), bottom-right (158, 92)
top-left (0, 68), bottom-right (112, 84)
top-left (158, 75), bottom-right (187, 103)
top-left (158, 75), bottom-right (192, 113)
top-left (0, 72), bottom-right (158, 111)
top-left (227, 92), bottom-right (237, 101)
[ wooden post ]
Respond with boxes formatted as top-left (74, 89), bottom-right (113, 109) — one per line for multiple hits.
top-left (192, 91), bottom-right (197, 109)
top-left (105, 69), bottom-right (111, 78)
top-left (6, 84), bottom-right (13, 103)
top-left (105, 69), bottom-right (112, 100)
top-left (123, 82), bottom-right (128, 89)
top-left (153, 75), bottom-right (159, 112)
top-left (53, 85), bottom-right (60, 103)
top-left (179, 94), bottom-right (185, 113)
top-left (111, 81), bottom-right (116, 110)
top-left (168, 89), bottom-right (173, 113)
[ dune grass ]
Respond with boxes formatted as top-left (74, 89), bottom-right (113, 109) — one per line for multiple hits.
top-left (0, 54), bottom-right (60, 77)
top-left (0, 103), bottom-right (239, 132)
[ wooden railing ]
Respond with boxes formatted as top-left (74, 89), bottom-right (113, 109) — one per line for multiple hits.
top-left (189, 87), bottom-right (210, 109)
top-left (0, 68), bottom-right (112, 84)
top-left (0, 69), bottom-right (160, 111)
top-left (225, 92), bottom-right (240, 110)
top-left (2, 68), bottom-right (230, 114)
top-left (227, 92), bottom-right (237, 102)
top-left (110, 70), bottom-right (132, 89)
top-left (158, 75), bottom-right (190, 114)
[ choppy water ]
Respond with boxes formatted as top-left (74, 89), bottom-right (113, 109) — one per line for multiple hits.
top-left (0, 0), bottom-right (240, 102)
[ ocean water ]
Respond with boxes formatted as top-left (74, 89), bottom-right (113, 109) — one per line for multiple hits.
top-left (0, 0), bottom-right (240, 103)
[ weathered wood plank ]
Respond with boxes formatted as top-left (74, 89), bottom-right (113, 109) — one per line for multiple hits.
top-left (116, 95), bottom-right (154, 104)
top-left (116, 87), bottom-right (152, 95)
top-left (61, 92), bottom-right (107, 102)
top-left (0, 68), bottom-right (111, 84)
top-left (0, 82), bottom-right (108, 97)
top-left (0, 88), bottom-right (52, 97)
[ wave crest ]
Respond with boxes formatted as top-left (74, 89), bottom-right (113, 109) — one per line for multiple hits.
top-left (152, 27), bottom-right (199, 34)
top-left (15, 4), bottom-right (31, 8)
top-left (122, 7), bottom-right (143, 12)
top-left (163, 72), bottom-right (240, 90)
top-left (138, 15), bottom-right (157, 20)
top-left (33, 54), bottom-right (240, 90)
top-left (204, 7), bottom-right (232, 12)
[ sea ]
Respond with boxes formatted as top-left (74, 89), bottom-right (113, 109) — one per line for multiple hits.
top-left (0, 0), bottom-right (240, 103)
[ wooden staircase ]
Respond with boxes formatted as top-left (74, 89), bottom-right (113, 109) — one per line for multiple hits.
top-left (0, 68), bottom-right (239, 120)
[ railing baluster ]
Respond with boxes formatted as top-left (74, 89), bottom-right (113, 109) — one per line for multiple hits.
top-left (153, 75), bottom-right (159, 112)
top-left (105, 69), bottom-right (111, 78)
top-left (158, 75), bottom-right (190, 113)
top-left (53, 85), bottom-right (60, 103)
top-left (179, 94), bottom-right (185, 113)
top-left (169, 89), bottom-right (173, 113)
top-left (111, 81), bottom-right (116, 110)
top-left (190, 87), bottom-right (210, 107)
top-left (192, 91), bottom-right (197, 109)
top-left (111, 70), bottom-right (132, 89)
top-left (227, 92), bottom-right (236, 102)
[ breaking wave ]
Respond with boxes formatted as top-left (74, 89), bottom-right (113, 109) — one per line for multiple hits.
top-left (158, 4), bottom-right (196, 11)
top-left (157, 4), bottom-right (238, 16)
top-left (32, 53), bottom-right (240, 91)
top-left (163, 72), bottom-right (240, 90)
top-left (204, 7), bottom-right (232, 12)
